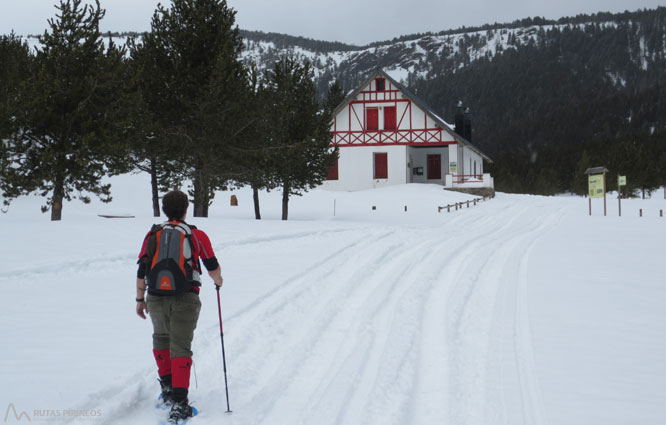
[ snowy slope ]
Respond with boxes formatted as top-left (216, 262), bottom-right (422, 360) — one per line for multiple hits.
top-left (1, 174), bottom-right (665, 425)
top-left (18, 17), bottom-right (663, 87)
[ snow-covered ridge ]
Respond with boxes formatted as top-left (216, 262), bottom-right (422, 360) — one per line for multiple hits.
top-left (17, 17), bottom-right (665, 87)
top-left (239, 20), bottom-right (663, 84)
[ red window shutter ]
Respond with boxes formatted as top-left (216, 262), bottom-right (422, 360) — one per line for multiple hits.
top-left (384, 106), bottom-right (396, 130)
top-left (374, 153), bottom-right (388, 179)
top-left (327, 159), bottom-right (338, 180)
top-left (366, 108), bottom-right (379, 131)
top-left (427, 154), bottom-right (441, 180)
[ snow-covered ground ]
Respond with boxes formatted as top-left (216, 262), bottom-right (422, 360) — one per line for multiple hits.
top-left (1, 174), bottom-right (665, 425)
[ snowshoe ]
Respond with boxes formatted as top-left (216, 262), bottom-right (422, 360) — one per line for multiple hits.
top-left (167, 399), bottom-right (197, 424)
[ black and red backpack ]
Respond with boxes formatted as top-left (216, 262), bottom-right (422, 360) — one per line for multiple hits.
top-left (140, 221), bottom-right (202, 295)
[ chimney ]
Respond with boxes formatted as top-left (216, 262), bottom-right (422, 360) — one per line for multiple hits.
top-left (454, 100), bottom-right (464, 136)
top-left (463, 107), bottom-right (472, 142)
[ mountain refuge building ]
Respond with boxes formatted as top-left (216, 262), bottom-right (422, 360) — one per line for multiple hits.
top-left (322, 69), bottom-right (493, 191)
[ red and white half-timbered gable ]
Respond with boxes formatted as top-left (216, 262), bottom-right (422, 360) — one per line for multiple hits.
top-left (323, 69), bottom-right (493, 191)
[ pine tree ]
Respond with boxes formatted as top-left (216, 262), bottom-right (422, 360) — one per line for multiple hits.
top-left (125, 36), bottom-right (187, 217)
top-left (0, 34), bottom-right (31, 142)
top-left (1, 0), bottom-right (126, 220)
top-left (0, 34), bottom-right (32, 190)
top-left (232, 66), bottom-right (279, 220)
top-left (144, 0), bottom-right (250, 217)
top-left (323, 79), bottom-right (346, 114)
top-left (264, 57), bottom-right (337, 220)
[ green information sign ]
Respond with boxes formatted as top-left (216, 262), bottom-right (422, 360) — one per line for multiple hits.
top-left (449, 161), bottom-right (457, 174)
top-left (588, 174), bottom-right (605, 198)
top-left (618, 175), bottom-right (627, 186)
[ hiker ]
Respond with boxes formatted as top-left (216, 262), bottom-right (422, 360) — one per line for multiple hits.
top-left (135, 190), bottom-right (223, 423)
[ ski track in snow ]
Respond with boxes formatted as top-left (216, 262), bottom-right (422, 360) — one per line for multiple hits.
top-left (207, 201), bottom-right (564, 425)
top-left (17, 199), bottom-right (569, 425)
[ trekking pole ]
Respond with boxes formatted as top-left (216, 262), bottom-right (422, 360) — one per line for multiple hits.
top-left (216, 286), bottom-right (232, 413)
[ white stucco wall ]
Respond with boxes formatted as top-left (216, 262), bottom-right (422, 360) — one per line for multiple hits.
top-left (322, 145), bottom-right (408, 191)
top-left (461, 147), bottom-right (483, 178)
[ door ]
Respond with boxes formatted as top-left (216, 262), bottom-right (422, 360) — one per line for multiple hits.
top-left (374, 153), bottom-right (388, 179)
top-left (427, 154), bottom-right (441, 180)
top-left (327, 159), bottom-right (338, 180)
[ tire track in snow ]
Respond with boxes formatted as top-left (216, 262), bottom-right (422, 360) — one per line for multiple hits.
top-left (446, 204), bottom-right (564, 425)
top-left (501, 208), bottom-right (563, 425)
top-left (405, 203), bottom-right (535, 425)
top-left (278, 214), bottom-right (503, 425)
top-left (220, 205), bottom-right (530, 425)
top-left (191, 227), bottom-right (405, 424)
top-left (248, 210), bottom-right (514, 425)
top-left (233, 230), bottom-right (418, 425)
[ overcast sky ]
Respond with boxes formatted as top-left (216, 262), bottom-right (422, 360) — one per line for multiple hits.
top-left (1, 0), bottom-right (663, 45)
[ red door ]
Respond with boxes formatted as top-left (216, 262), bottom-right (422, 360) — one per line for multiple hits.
top-left (327, 159), bottom-right (338, 180)
top-left (427, 154), bottom-right (441, 180)
top-left (366, 108), bottom-right (379, 131)
top-left (374, 153), bottom-right (387, 179)
top-left (384, 106), bottom-right (396, 131)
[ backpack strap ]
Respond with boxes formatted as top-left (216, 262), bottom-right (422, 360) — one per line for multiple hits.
top-left (170, 221), bottom-right (202, 274)
top-left (137, 224), bottom-right (164, 265)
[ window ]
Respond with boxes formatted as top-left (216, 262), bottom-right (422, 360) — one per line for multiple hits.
top-left (374, 153), bottom-right (388, 179)
top-left (383, 106), bottom-right (396, 131)
top-left (375, 78), bottom-right (385, 92)
top-left (366, 108), bottom-right (379, 131)
top-left (427, 154), bottom-right (441, 180)
top-left (327, 159), bottom-right (339, 180)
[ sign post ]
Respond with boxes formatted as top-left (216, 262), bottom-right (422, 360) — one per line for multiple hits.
top-left (584, 167), bottom-right (609, 216)
top-left (617, 175), bottom-right (626, 217)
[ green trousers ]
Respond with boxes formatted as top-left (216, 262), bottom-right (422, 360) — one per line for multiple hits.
top-left (147, 292), bottom-right (202, 358)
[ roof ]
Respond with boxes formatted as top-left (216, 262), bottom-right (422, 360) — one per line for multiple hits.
top-left (332, 68), bottom-right (492, 163)
top-left (584, 167), bottom-right (609, 175)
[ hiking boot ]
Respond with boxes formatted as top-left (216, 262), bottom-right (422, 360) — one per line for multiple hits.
top-left (168, 399), bottom-right (194, 424)
top-left (158, 375), bottom-right (173, 406)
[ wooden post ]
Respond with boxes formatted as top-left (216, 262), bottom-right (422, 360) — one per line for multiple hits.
top-left (589, 197), bottom-right (592, 216)
top-left (603, 175), bottom-right (607, 217)
top-left (467, 200), bottom-right (470, 208)
top-left (640, 209), bottom-right (643, 217)
top-left (404, 205), bottom-right (407, 212)
top-left (618, 186), bottom-right (621, 217)
top-left (448, 205), bottom-right (451, 213)
top-left (660, 209), bottom-right (663, 217)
